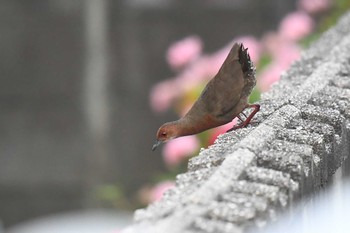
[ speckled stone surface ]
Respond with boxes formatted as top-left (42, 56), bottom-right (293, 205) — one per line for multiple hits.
top-left (122, 11), bottom-right (350, 233)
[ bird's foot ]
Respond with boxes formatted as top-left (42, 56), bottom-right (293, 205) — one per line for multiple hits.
top-left (226, 123), bottom-right (245, 132)
top-left (226, 104), bottom-right (260, 132)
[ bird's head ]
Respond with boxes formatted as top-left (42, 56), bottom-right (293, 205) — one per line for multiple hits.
top-left (152, 122), bottom-right (178, 151)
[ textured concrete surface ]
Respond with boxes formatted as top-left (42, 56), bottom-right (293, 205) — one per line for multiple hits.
top-left (123, 11), bottom-right (350, 233)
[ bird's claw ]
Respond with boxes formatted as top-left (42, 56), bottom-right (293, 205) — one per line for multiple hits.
top-left (226, 123), bottom-right (245, 132)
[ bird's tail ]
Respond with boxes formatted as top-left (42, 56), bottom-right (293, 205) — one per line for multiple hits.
top-left (238, 43), bottom-right (255, 76)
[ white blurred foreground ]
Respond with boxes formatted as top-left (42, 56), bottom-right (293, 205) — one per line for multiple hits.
top-left (5, 209), bottom-right (132, 233)
top-left (258, 171), bottom-right (350, 233)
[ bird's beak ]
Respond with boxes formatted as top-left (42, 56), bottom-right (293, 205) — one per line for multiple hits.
top-left (152, 140), bottom-right (162, 151)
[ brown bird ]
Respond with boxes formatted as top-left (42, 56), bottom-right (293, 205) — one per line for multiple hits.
top-left (152, 43), bottom-right (260, 151)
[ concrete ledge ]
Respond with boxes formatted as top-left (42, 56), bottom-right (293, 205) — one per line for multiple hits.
top-left (123, 11), bottom-right (350, 233)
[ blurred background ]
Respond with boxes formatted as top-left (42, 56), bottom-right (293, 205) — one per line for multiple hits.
top-left (0, 0), bottom-right (348, 232)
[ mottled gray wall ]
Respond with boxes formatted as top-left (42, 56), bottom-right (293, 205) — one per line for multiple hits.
top-left (122, 10), bottom-right (350, 233)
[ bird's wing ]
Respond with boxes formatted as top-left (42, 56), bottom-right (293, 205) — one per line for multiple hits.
top-left (198, 43), bottom-right (246, 119)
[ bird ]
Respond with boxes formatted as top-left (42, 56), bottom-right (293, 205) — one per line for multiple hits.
top-left (152, 43), bottom-right (260, 151)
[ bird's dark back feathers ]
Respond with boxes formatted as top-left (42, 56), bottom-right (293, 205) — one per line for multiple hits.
top-left (238, 44), bottom-right (255, 78)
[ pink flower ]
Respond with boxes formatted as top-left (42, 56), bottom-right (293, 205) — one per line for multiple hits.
top-left (279, 11), bottom-right (314, 41)
top-left (234, 36), bottom-right (262, 64)
top-left (174, 56), bottom-right (213, 90)
top-left (163, 135), bottom-right (199, 167)
top-left (258, 62), bottom-right (285, 92)
top-left (149, 181), bottom-right (175, 202)
top-left (150, 80), bottom-right (180, 112)
top-left (298, 0), bottom-right (331, 14)
top-left (259, 38), bottom-right (301, 92)
top-left (138, 181), bottom-right (175, 204)
top-left (274, 43), bottom-right (301, 68)
top-left (206, 45), bottom-right (232, 76)
top-left (167, 36), bottom-right (203, 70)
top-left (262, 32), bottom-right (282, 56)
top-left (262, 33), bottom-right (301, 67)
top-left (173, 45), bottom-right (230, 88)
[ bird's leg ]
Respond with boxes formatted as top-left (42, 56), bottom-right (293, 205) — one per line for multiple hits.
top-left (227, 115), bottom-right (243, 133)
top-left (236, 114), bottom-right (245, 123)
top-left (242, 104), bottom-right (260, 126)
top-left (235, 111), bottom-right (247, 125)
top-left (232, 112), bottom-right (247, 129)
top-left (227, 104), bottom-right (260, 132)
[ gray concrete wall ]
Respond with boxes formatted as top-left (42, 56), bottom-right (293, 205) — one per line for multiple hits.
top-left (122, 10), bottom-right (350, 233)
